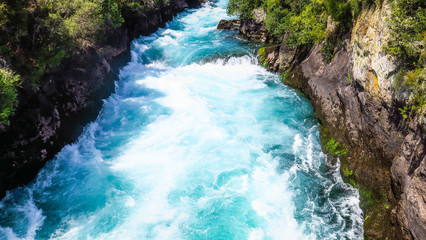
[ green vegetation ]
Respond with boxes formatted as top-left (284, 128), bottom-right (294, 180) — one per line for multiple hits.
top-left (344, 169), bottom-right (384, 210)
top-left (325, 138), bottom-right (348, 157)
top-left (281, 68), bottom-right (291, 81)
top-left (0, 0), bottom-right (169, 124)
top-left (264, 0), bottom-right (327, 46)
top-left (398, 105), bottom-right (409, 119)
top-left (228, 0), bottom-right (328, 46)
top-left (326, 0), bottom-right (381, 27)
top-left (258, 47), bottom-right (268, 67)
top-left (359, 186), bottom-right (381, 209)
top-left (0, 68), bottom-right (20, 125)
top-left (319, 126), bottom-right (348, 157)
top-left (346, 73), bottom-right (352, 83)
top-left (227, 0), bottom-right (378, 47)
top-left (227, 0), bottom-right (263, 19)
top-left (343, 166), bottom-right (353, 177)
top-left (342, 166), bottom-right (359, 188)
top-left (385, 0), bottom-right (426, 112)
top-left (321, 36), bottom-right (338, 63)
top-left (0, 0), bottom-right (134, 78)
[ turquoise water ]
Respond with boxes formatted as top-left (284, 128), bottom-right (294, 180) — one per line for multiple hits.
top-left (0, 1), bottom-right (363, 239)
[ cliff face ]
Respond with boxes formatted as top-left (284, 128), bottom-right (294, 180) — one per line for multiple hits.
top-left (0, 0), bottom-right (203, 199)
top-left (236, 1), bottom-right (425, 239)
top-left (349, 4), bottom-right (425, 239)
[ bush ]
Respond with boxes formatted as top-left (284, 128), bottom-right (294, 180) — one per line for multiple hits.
top-left (264, 0), bottom-right (328, 45)
top-left (0, 68), bottom-right (20, 125)
top-left (326, 0), bottom-right (351, 25)
top-left (385, 0), bottom-right (426, 112)
top-left (325, 138), bottom-right (348, 157)
top-left (227, 0), bottom-right (375, 47)
top-left (386, 0), bottom-right (426, 66)
top-left (227, 0), bottom-right (263, 19)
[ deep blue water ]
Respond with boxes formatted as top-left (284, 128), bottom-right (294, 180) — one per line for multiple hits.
top-left (0, 1), bottom-right (363, 239)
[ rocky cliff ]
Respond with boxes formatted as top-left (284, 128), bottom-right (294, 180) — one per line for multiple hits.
top-left (223, 1), bottom-right (425, 239)
top-left (0, 0), bottom-right (204, 199)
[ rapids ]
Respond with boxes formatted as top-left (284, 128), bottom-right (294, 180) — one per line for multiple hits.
top-left (0, 1), bottom-right (363, 239)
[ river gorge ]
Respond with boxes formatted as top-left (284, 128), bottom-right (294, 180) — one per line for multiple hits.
top-left (0, 1), bottom-right (365, 239)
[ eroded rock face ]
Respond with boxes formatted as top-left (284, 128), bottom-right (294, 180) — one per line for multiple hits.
top-left (239, 8), bottom-right (272, 43)
top-left (239, 19), bottom-right (271, 43)
top-left (351, 2), bottom-right (398, 103)
top-left (278, 41), bottom-right (298, 72)
top-left (392, 117), bottom-right (426, 239)
top-left (258, 45), bottom-right (280, 71)
top-left (0, 0), bottom-right (203, 199)
top-left (350, 2), bottom-right (426, 239)
top-left (217, 19), bottom-right (241, 30)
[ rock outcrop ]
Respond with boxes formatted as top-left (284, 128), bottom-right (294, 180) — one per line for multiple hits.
top-left (236, 1), bottom-right (426, 239)
top-left (0, 0), bottom-right (204, 199)
top-left (217, 19), bottom-right (241, 30)
top-left (239, 19), bottom-right (270, 43)
top-left (392, 116), bottom-right (426, 239)
top-left (238, 8), bottom-right (274, 43)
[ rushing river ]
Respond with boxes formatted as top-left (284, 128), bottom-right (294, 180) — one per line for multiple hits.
top-left (0, 1), bottom-right (363, 239)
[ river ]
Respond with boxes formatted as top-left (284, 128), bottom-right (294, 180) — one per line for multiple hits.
top-left (0, 1), bottom-right (363, 239)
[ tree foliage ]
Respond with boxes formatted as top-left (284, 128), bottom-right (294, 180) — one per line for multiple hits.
top-left (228, 0), bottom-right (328, 45)
top-left (227, 0), bottom-right (379, 46)
top-left (227, 0), bottom-right (263, 19)
top-left (0, 68), bottom-right (20, 125)
top-left (0, 0), bottom-right (158, 82)
top-left (0, 0), bottom-right (169, 124)
top-left (385, 0), bottom-right (426, 112)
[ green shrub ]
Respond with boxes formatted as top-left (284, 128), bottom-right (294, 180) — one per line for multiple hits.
top-left (346, 73), bottom-right (352, 83)
top-left (325, 138), bottom-right (348, 157)
top-left (343, 167), bottom-right (353, 177)
top-left (258, 47), bottom-right (270, 67)
top-left (227, 0), bottom-right (263, 19)
top-left (263, 0), bottom-right (328, 46)
top-left (0, 3), bottom-right (9, 31)
top-left (385, 0), bottom-right (426, 112)
top-left (320, 33), bottom-right (343, 63)
top-left (104, 0), bottom-right (125, 28)
top-left (398, 105), bottom-right (409, 119)
top-left (281, 68), bottom-right (291, 81)
top-left (404, 67), bottom-right (426, 112)
top-left (0, 68), bottom-right (20, 125)
top-left (227, 0), bottom-right (377, 48)
top-left (359, 186), bottom-right (381, 209)
top-left (326, 0), bottom-right (351, 26)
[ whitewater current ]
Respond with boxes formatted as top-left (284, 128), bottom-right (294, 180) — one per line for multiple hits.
top-left (0, 1), bottom-right (363, 239)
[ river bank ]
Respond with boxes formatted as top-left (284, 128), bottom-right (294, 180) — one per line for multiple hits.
top-left (218, 1), bottom-right (426, 238)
